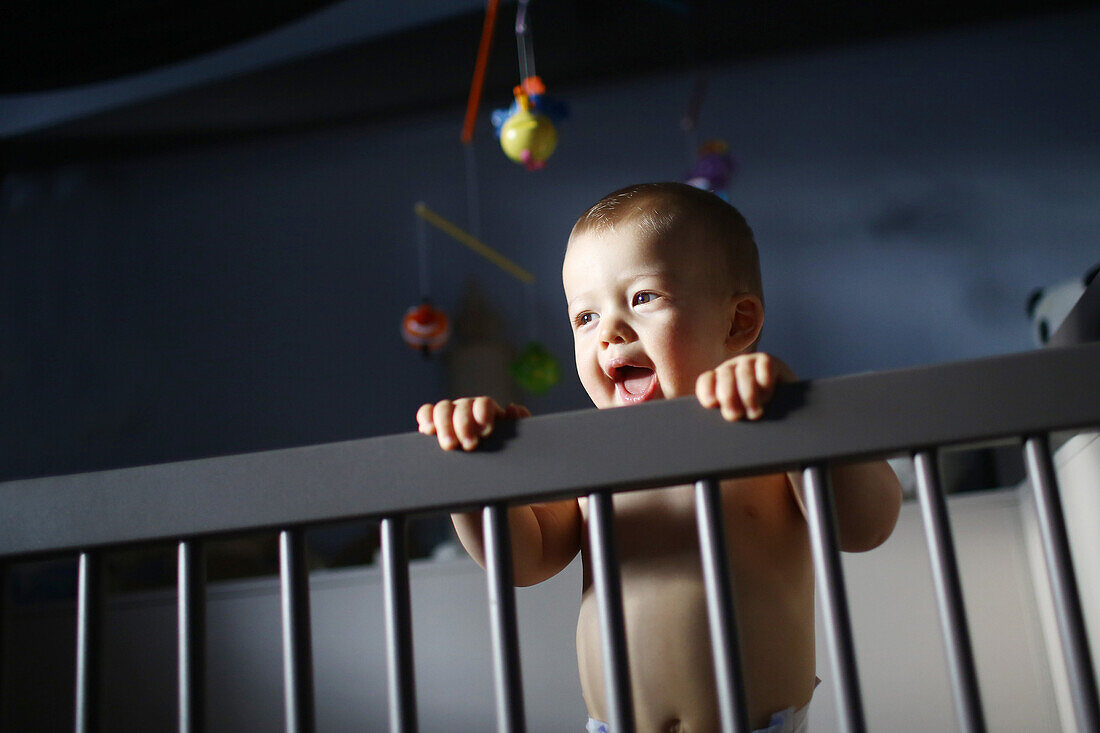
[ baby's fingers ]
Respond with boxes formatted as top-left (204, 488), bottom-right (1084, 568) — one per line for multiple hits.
top-left (417, 403), bottom-right (437, 435)
top-left (454, 398), bottom-right (506, 450)
top-left (471, 396), bottom-right (507, 438)
top-left (754, 354), bottom-right (778, 390)
top-left (750, 356), bottom-right (779, 415)
top-left (698, 367), bottom-right (746, 419)
top-left (503, 403), bottom-right (532, 420)
top-left (714, 365), bottom-right (746, 421)
top-left (695, 370), bottom-right (719, 409)
top-left (697, 354), bottom-right (790, 423)
top-left (422, 397), bottom-right (530, 452)
top-left (736, 357), bottom-right (768, 420)
top-left (503, 400), bottom-right (530, 416)
top-left (431, 400), bottom-right (463, 451)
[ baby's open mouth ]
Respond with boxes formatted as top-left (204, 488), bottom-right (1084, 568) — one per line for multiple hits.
top-left (610, 365), bottom-right (657, 404)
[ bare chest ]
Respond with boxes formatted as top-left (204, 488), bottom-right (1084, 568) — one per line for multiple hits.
top-left (578, 474), bottom-right (804, 576)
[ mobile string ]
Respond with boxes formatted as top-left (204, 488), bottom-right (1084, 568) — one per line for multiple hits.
top-left (492, 0), bottom-right (564, 170)
top-left (400, 207), bottom-right (450, 355)
top-left (515, 0), bottom-right (536, 86)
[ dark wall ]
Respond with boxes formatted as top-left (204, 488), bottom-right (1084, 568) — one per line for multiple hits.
top-left (2, 10), bottom-right (1098, 481)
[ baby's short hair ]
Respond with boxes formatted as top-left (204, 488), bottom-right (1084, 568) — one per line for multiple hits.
top-left (569, 182), bottom-right (763, 304)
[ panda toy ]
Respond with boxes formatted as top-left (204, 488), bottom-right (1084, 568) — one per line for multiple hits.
top-left (1027, 265), bottom-right (1099, 346)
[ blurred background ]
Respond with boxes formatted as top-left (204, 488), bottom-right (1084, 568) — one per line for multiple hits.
top-left (3, 0), bottom-right (1097, 482)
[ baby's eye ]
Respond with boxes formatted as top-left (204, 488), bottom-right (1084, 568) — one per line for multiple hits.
top-left (632, 292), bottom-right (658, 306)
top-left (574, 312), bottom-right (596, 327)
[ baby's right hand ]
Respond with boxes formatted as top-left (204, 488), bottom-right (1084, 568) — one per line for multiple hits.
top-left (416, 397), bottom-right (531, 451)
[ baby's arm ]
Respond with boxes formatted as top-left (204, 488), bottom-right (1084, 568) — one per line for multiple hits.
top-left (696, 353), bottom-right (902, 552)
top-left (417, 397), bottom-right (583, 586)
top-left (801, 460), bottom-right (902, 552)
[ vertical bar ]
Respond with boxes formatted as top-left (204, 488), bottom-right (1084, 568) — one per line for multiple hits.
top-left (381, 517), bottom-right (418, 733)
top-left (587, 491), bottom-right (634, 733)
top-left (1023, 436), bottom-right (1100, 733)
top-left (694, 478), bottom-right (750, 733)
top-left (912, 451), bottom-right (986, 733)
top-left (483, 504), bottom-right (526, 733)
top-left (802, 465), bottom-right (865, 733)
top-left (1, 561), bottom-right (8, 732)
top-left (279, 529), bottom-right (315, 733)
top-left (75, 552), bottom-right (101, 733)
top-left (178, 540), bottom-right (206, 733)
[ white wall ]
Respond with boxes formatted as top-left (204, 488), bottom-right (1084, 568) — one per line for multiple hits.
top-left (1024, 432), bottom-right (1100, 733)
top-left (6, 487), bottom-right (1067, 731)
top-left (823, 489), bottom-right (1060, 731)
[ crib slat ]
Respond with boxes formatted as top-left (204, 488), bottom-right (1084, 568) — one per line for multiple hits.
top-left (381, 517), bottom-right (418, 733)
top-left (279, 529), bottom-right (316, 733)
top-left (1, 561), bottom-right (7, 728)
top-left (1023, 436), bottom-right (1100, 733)
top-left (802, 465), bottom-right (865, 733)
top-left (587, 491), bottom-right (635, 733)
top-left (75, 552), bottom-right (101, 733)
top-left (178, 540), bottom-right (207, 733)
top-left (483, 504), bottom-right (527, 733)
top-left (694, 479), bottom-right (750, 733)
top-left (912, 452), bottom-right (986, 733)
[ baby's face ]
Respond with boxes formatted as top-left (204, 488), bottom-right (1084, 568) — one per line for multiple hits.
top-left (563, 225), bottom-right (738, 409)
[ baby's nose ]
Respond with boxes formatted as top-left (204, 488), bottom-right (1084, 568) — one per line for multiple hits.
top-left (599, 314), bottom-right (635, 344)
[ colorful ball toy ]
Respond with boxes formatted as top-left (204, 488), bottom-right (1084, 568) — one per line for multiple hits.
top-left (500, 107), bottom-right (557, 170)
top-left (492, 76), bottom-right (568, 171)
top-left (402, 301), bottom-right (450, 354)
top-left (510, 341), bottom-right (560, 393)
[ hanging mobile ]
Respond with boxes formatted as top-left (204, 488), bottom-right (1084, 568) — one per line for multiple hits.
top-left (491, 0), bottom-right (568, 170)
top-left (457, 8), bottom-right (558, 391)
top-left (679, 76), bottom-right (738, 198)
top-left (411, 203), bottom-right (560, 392)
top-left (401, 211), bottom-right (450, 356)
top-left (671, 10), bottom-right (738, 199)
top-left (460, 0), bottom-right (501, 241)
top-left (684, 138), bottom-right (738, 199)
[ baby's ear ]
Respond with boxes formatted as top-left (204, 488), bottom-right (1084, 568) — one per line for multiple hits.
top-left (726, 295), bottom-right (764, 353)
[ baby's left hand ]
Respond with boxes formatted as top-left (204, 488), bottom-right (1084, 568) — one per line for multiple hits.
top-left (695, 353), bottom-right (796, 421)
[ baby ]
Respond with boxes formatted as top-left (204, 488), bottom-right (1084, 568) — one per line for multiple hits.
top-left (417, 182), bottom-right (902, 733)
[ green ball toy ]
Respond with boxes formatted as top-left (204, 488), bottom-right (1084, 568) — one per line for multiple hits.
top-left (511, 342), bottom-right (561, 393)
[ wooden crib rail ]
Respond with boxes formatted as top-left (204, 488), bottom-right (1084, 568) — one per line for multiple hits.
top-left (1, 341), bottom-right (1098, 560)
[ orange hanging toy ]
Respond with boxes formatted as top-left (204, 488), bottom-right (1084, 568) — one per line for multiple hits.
top-left (402, 300), bottom-right (450, 354)
top-left (402, 206), bottom-right (451, 357)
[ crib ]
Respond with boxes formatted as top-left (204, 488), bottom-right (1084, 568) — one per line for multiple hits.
top-left (1, 289), bottom-right (1098, 733)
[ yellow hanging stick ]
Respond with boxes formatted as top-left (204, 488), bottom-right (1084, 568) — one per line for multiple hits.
top-left (414, 202), bottom-right (536, 285)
